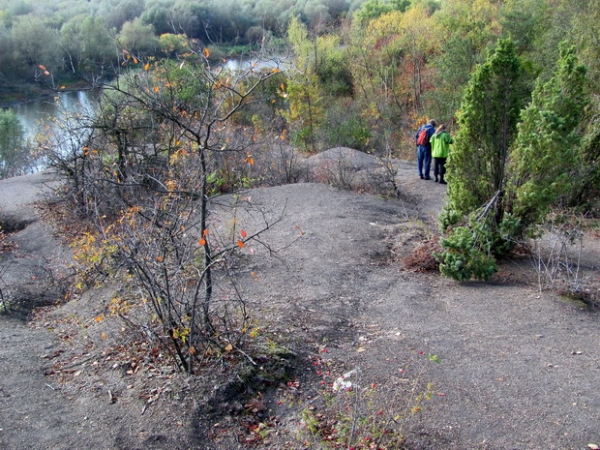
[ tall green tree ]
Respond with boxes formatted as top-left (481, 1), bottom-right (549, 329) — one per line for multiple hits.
top-left (506, 42), bottom-right (588, 230)
top-left (353, 0), bottom-right (393, 25)
top-left (571, 0), bottom-right (600, 90)
top-left (281, 16), bottom-right (326, 151)
top-left (140, 1), bottom-right (173, 36)
top-left (445, 38), bottom-right (526, 223)
top-left (118, 17), bottom-right (159, 56)
top-left (12, 15), bottom-right (60, 80)
top-left (438, 38), bottom-right (527, 281)
top-left (59, 15), bottom-right (114, 76)
top-left (439, 39), bottom-right (589, 282)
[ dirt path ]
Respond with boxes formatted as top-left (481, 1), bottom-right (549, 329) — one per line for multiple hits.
top-left (224, 177), bottom-right (600, 449)
top-left (0, 173), bottom-right (113, 449)
top-left (1, 164), bottom-right (599, 449)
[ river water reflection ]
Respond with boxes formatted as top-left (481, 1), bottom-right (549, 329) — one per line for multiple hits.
top-left (12, 91), bottom-right (95, 142)
top-left (11, 55), bottom-right (287, 142)
top-left (8, 56), bottom-right (287, 173)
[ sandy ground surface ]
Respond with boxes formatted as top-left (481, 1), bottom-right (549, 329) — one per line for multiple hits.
top-left (0, 158), bottom-right (599, 449)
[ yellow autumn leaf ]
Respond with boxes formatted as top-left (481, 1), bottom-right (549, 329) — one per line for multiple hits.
top-left (203, 48), bottom-right (210, 58)
top-left (144, 62), bottom-right (150, 71)
top-left (101, 332), bottom-right (107, 340)
top-left (153, 86), bottom-right (159, 93)
top-left (224, 343), bottom-right (233, 352)
top-left (95, 315), bottom-right (104, 322)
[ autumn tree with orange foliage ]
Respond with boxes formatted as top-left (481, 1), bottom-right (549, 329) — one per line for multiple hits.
top-left (50, 44), bottom-right (283, 373)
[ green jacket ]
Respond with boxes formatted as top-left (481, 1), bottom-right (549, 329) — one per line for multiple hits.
top-left (431, 131), bottom-right (453, 158)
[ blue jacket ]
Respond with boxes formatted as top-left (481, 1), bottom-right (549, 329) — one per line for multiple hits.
top-left (415, 124), bottom-right (435, 148)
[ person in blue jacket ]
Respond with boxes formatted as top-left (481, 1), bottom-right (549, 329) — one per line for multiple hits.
top-left (415, 119), bottom-right (436, 180)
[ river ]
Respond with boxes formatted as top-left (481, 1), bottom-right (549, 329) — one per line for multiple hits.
top-left (11, 90), bottom-right (95, 142)
top-left (11, 55), bottom-right (288, 142)
top-left (7, 55), bottom-right (289, 173)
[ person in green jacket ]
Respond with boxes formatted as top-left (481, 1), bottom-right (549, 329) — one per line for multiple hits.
top-left (430, 124), bottom-right (453, 184)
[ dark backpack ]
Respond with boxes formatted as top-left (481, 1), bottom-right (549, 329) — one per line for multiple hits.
top-left (417, 127), bottom-right (430, 146)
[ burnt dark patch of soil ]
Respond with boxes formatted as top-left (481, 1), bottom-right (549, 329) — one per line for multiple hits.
top-left (191, 345), bottom-right (304, 446)
top-left (0, 214), bottom-right (34, 234)
top-left (0, 287), bottom-right (64, 321)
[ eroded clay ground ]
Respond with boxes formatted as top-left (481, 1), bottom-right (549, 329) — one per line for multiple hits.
top-left (1, 161), bottom-right (599, 449)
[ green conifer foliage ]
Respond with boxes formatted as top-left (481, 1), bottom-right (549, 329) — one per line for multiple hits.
top-left (505, 42), bottom-right (588, 230)
top-left (445, 38), bottom-right (525, 224)
top-left (438, 40), bottom-right (589, 282)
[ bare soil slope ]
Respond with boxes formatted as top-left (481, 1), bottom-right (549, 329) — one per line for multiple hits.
top-left (0, 160), bottom-right (599, 450)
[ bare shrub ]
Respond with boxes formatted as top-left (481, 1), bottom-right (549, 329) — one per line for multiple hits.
top-left (254, 141), bottom-right (308, 186)
top-left (528, 213), bottom-right (598, 307)
top-left (365, 149), bottom-right (402, 198)
top-left (308, 147), bottom-right (379, 191)
top-left (44, 52), bottom-right (287, 373)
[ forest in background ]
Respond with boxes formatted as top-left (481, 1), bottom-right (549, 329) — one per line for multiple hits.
top-left (1, 0), bottom-right (599, 199)
top-left (0, 0), bottom-right (598, 222)
top-left (1, 0), bottom-right (599, 143)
